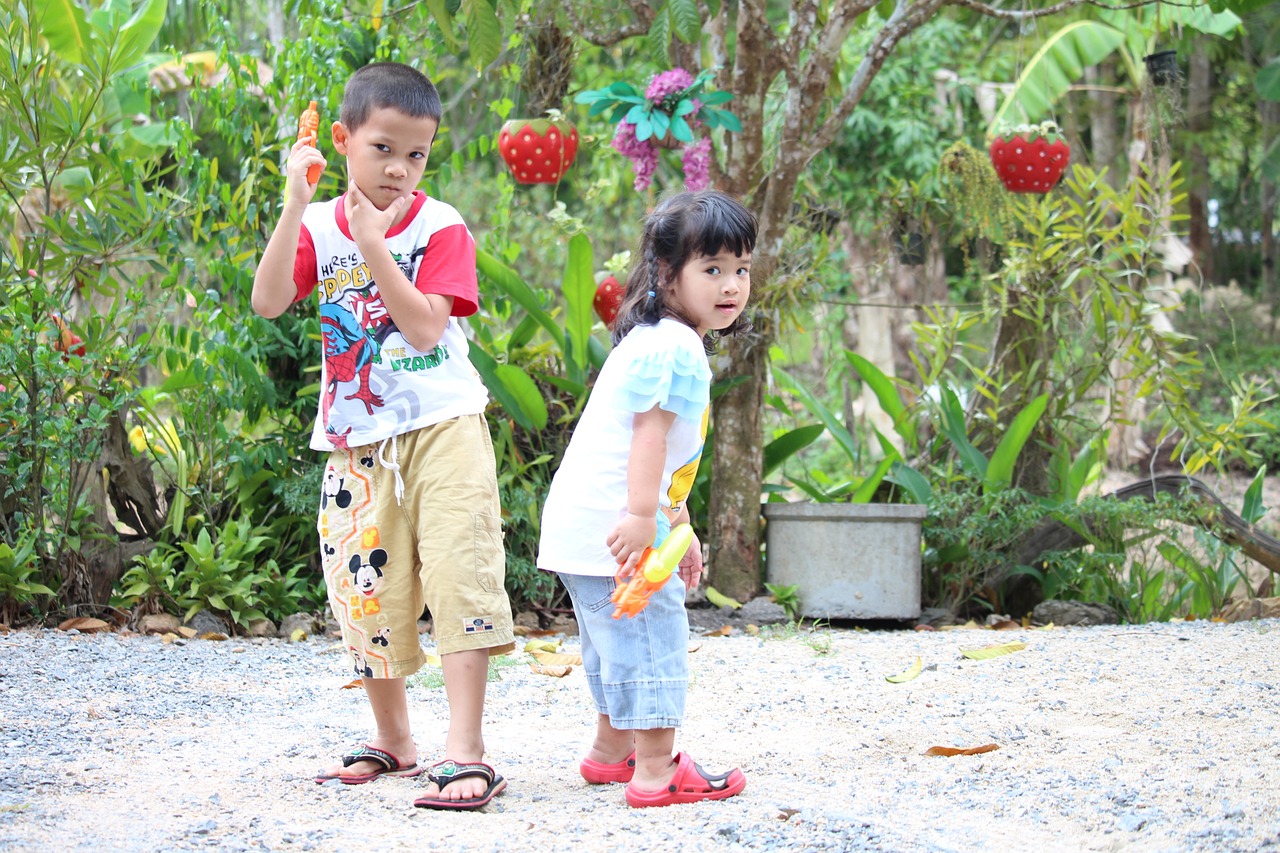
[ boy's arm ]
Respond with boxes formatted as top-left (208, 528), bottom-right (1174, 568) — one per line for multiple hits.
top-left (346, 184), bottom-right (453, 353)
top-left (252, 137), bottom-right (325, 319)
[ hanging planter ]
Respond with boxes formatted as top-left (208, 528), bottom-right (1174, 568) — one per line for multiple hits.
top-left (1144, 50), bottom-right (1179, 87)
top-left (592, 274), bottom-right (623, 327)
top-left (497, 116), bottom-right (579, 184)
top-left (574, 68), bottom-right (741, 192)
top-left (988, 121), bottom-right (1071, 194)
top-left (894, 226), bottom-right (927, 266)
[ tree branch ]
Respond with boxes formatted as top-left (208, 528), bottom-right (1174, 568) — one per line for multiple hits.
top-left (562, 3), bottom-right (652, 47)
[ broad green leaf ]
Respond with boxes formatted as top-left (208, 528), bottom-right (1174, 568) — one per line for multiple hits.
top-left (562, 233), bottom-right (595, 375)
top-left (774, 368), bottom-right (859, 467)
top-left (888, 460), bottom-right (933, 505)
top-left (464, 0), bottom-right (501, 71)
top-left (1242, 465), bottom-right (1267, 524)
top-left (984, 394), bottom-right (1048, 493)
top-left (426, 0), bottom-right (460, 50)
top-left (1258, 58), bottom-right (1280, 102)
top-left (960, 641), bottom-right (1027, 660)
top-left (988, 21), bottom-right (1127, 133)
top-left (468, 344), bottom-right (548, 431)
top-left (476, 250), bottom-right (564, 351)
top-left (43, 0), bottom-right (94, 62)
top-left (647, 5), bottom-right (672, 62)
top-left (763, 424), bottom-right (825, 477)
top-left (846, 352), bottom-right (916, 452)
top-left (886, 656), bottom-right (923, 683)
top-left (669, 0), bottom-right (702, 42)
top-left (705, 586), bottom-right (742, 609)
top-left (850, 455), bottom-right (895, 503)
top-left (117, 0), bottom-right (167, 71)
top-left (937, 384), bottom-right (987, 480)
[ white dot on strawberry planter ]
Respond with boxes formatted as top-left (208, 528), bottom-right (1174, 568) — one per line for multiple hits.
top-left (525, 159), bottom-right (533, 165)
top-left (549, 172), bottom-right (559, 180)
top-left (1015, 147), bottom-right (1023, 154)
top-left (523, 133), bottom-right (532, 142)
top-left (535, 173), bottom-right (543, 180)
top-left (1026, 165), bottom-right (1033, 171)
top-left (509, 148), bottom-right (518, 156)
top-left (535, 147), bottom-right (543, 155)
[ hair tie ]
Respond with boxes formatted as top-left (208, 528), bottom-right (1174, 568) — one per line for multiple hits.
top-left (647, 290), bottom-right (656, 300)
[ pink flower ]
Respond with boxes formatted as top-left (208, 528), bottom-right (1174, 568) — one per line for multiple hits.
top-left (645, 68), bottom-right (694, 102)
top-left (612, 121), bottom-right (659, 191)
top-left (681, 137), bottom-right (712, 191)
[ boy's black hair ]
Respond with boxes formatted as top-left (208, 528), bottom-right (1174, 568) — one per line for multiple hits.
top-left (340, 62), bottom-right (443, 132)
top-left (611, 189), bottom-right (758, 352)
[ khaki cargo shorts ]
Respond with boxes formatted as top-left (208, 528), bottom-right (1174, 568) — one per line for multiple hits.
top-left (317, 413), bottom-right (515, 679)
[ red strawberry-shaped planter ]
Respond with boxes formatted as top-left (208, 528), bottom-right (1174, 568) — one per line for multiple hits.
top-left (988, 134), bottom-right (1070, 194)
top-left (593, 275), bottom-right (623, 327)
top-left (498, 118), bottom-right (579, 184)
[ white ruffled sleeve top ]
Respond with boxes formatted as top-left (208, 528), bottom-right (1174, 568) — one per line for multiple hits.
top-left (537, 319), bottom-right (712, 577)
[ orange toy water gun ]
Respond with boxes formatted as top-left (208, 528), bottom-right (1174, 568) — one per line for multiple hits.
top-left (611, 523), bottom-right (694, 619)
top-left (297, 100), bottom-right (323, 184)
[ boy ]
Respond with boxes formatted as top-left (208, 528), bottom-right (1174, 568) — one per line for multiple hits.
top-left (252, 62), bottom-right (514, 810)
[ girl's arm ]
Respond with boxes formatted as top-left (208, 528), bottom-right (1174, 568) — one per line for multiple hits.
top-left (607, 404), bottom-right (677, 573)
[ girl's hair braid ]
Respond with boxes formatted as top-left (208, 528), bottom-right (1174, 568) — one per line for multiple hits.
top-left (611, 190), bottom-right (757, 351)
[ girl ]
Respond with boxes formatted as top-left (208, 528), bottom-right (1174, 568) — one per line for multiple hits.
top-left (537, 190), bottom-right (755, 807)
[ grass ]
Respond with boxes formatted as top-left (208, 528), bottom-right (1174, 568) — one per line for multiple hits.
top-left (408, 654), bottom-right (521, 690)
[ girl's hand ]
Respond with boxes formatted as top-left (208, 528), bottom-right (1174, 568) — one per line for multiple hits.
top-left (606, 512), bottom-right (658, 576)
top-left (677, 530), bottom-right (703, 589)
top-left (345, 183), bottom-right (408, 249)
top-left (283, 138), bottom-right (325, 209)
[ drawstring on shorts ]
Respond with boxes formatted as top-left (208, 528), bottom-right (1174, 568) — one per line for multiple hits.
top-left (377, 435), bottom-right (405, 505)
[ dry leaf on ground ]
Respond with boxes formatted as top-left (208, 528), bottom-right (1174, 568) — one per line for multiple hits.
top-left (886, 656), bottom-right (923, 683)
top-left (960, 641), bottom-right (1027, 660)
top-left (57, 617), bottom-right (110, 633)
top-left (178, 627), bottom-right (198, 639)
top-left (702, 625), bottom-right (732, 637)
top-left (925, 743), bottom-right (1000, 756)
top-left (531, 651), bottom-right (582, 666)
top-left (341, 679), bottom-right (364, 690)
top-left (529, 663), bottom-right (572, 678)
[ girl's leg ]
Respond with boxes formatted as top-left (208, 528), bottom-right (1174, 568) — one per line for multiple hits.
top-left (631, 727), bottom-right (678, 789)
top-left (586, 712), bottom-right (637, 766)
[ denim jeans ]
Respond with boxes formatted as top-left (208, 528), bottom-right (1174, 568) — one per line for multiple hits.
top-left (557, 544), bottom-right (689, 730)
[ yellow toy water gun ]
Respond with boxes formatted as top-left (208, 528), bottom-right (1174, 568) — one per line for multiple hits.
top-left (611, 524), bottom-right (694, 619)
top-left (297, 100), bottom-right (323, 184)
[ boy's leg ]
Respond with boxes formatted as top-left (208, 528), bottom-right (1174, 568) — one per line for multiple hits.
top-left (319, 678), bottom-right (416, 779)
top-left (416, 648), bottom-right (491, 802)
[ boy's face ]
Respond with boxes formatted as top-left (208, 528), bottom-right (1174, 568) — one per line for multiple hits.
top-left (332, 106), bottom-right (439, 212)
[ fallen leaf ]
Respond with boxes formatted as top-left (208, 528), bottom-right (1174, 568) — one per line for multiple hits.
top-left (745, 624), bottom-right (760, 635)
top-left (960, 641), bottom-right (1027, 660)
top-left (705, 586), bottom-right (743, 610)
top-left (531, 651), bottom-right (582, 666)
top-left (160, 632), bottom-right (177, 644)
top-left (688, 643), bottom-right (701, 653)
top-left (925, 743), bottom-right (1000, 756)
top-left (514, 627), bottom-right (558, 637)
top-left (777, 808), bottom-right (800, 821)
top-left (178, 626), bottom-right (198, 639)
top-left (424, 653), bottom-right (441, 666)
top-left (341, 679), bottom-right (364, 690)
top-left (290, 628), bottom-right (308, 642)
top-left (529, 663), bottom-right (572, 678)
top-left (702, 625), bottom-right (732, 637)
top-left (914, 624), bottom-right (937, 632)
top-left (886, 656), bottom-right (923, 683)
top-left (523, 639), bottom-right (561, 654)
top-left (57, 617), bottom-right (110, 633)
top-left (199, 632), bottom-right (227, 641)
top-left (990, 620), bottom-right (1021, 631)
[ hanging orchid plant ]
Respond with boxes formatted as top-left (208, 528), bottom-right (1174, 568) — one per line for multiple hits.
top-left (575, 68), bottom-right (740, 192)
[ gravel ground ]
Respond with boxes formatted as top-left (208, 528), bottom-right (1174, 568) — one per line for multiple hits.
top-left (4, 618), bottom-right (1280, 852)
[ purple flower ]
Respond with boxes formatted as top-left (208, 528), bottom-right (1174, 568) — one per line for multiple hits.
top-left (645, 68), bottom-right (694, 102)
top-left (681, 137), bottom-right (712, 191)
top-left (612, 121), bottom-right (659, 191)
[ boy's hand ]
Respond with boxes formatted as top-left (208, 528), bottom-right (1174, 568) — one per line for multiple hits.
top-left (284, 138), bottom-right (325, 208)
top-left (607, 512), bottom-right (658, 577)
top-left (346, 183), bottom-right (408, 250)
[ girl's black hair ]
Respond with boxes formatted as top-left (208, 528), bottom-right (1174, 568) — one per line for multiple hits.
top-left (611, 189), bottom-right (758, 352)
top-left (340, 62), bottom-right (443, 132)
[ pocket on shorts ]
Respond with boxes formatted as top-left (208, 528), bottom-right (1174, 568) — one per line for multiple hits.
top-left (473, 513), bottom-right (505, 593)
top-left (560, 572), bottom-right (617, 613)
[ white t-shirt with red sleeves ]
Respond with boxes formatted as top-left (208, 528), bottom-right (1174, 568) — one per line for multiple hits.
top-left (537, 319), bottom-right (712, 577)
top-left (293, 191), bottom-right (489, 451)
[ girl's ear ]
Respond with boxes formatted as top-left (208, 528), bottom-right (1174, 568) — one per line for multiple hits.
top-left (331, 121), bottom-right (350, 155)
top-left (656, 259), bottom-right (673, 284)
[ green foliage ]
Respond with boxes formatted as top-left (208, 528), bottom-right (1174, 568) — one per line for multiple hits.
top-left (575, 68), bottom-right (740, 144)
top-left (0, 527), bottom-right (56, 625)
top-left (764, 582), bottom-right (801, 622)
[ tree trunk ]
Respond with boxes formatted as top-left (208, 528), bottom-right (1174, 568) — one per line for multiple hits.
top-left (707, 321), bottom-right (770, 601)
top-left (1186, 38), bottom-right (1214, 284)
top-left (1087, 58), bottom-right (1121, 187)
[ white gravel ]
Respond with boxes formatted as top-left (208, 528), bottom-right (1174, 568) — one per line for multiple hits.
top-left (4, 618), bottom-right (1280, 852)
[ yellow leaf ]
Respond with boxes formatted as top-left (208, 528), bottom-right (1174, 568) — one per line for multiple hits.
top-left (160, 632), bottom-right (177, 644)
top-left (960, 641), bottom-right (1027, 660)
top-left (531, 651), bottom-right (582, 666)
top-left (178, 626), bottom-right (198, 639)
top-left (886, 655), bottom-right (923, 683)
top-left (199, 632), bottom-right (227, 641)
top-left (702, 625), bottom-right (732, 637)
top-left (745, 624), bottom-right (760, 635)
top-left (705, 586), bottom-right (743, 610)
top-left (925, 743), bottom-right (1000, 756)
top-left (529, 663), bottom-right (572, 678)
top-left (424, 653), bottom-right (441, 666)
top-left (290, 628), bottom-right (308, 642)
top-left (523, 639), bottom-right (561, 654)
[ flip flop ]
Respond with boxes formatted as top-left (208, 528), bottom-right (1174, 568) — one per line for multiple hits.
top-left (624, 752), bottom-right (746, 808)
top-left (413, 759), bottom-right (507, 810)
top-left (580, 751), bottom-right (637, 784)
top-left (313, 744), bottom-right (424, 785)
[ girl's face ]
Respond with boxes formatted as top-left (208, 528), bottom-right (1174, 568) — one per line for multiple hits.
top-left (665, 248), bottom-right (752, 337)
